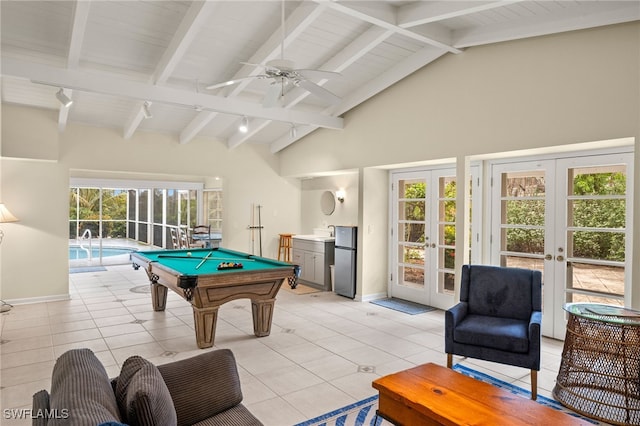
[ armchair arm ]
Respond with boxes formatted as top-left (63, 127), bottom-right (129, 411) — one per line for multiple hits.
top-left (32, 390), bottom-right (50, 426)
top-left (528, 310), bottom-right (542, 370)
top-left (445, 302), bottom-right (468, 352)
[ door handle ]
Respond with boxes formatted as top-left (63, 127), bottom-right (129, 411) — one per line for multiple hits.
top-left (545, 254), bottom-right (553, 260)
top-left (431, 243), bottom-right (436, 248)
top-left (557, 255), bottom-right (564, 262)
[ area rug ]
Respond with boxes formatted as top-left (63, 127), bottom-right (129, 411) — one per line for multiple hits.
top-left (283, 284), bottom-right (322, 295)
top-left (69, 266), bottom-right (107, 274)
top-left (296, 365), bottom-right (601, 426)
top-left (369, 297), bottom-right (435, 315)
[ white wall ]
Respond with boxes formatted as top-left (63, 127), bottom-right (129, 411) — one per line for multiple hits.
top-left (1, 105), bottom-right (301, 301)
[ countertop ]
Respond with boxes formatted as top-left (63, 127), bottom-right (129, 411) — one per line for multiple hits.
top-left (292, 235), bottom-right (335, 242)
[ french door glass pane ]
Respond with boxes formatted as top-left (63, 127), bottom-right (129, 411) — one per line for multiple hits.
top-left (398, 265), bottom-right (424, 286)
top-left (566, 164), bottom-right (627, 305)
top-left (401, 245), bottom-right (425, 265)
top-left (500, 172), bottom-right (546, 265)
top-left (398, 178), bottom-right (426, 289)
top-left (399, 222), bottom-right (425, 244)
top-left (502, 200), bottom-right (545, 225)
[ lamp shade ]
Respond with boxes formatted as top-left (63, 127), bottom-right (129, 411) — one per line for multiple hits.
top-left (0, 203), bottom-right (19, 223)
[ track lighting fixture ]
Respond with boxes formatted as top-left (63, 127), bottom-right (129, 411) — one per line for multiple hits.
top-left (142, 101), bottom-right (153, 119)
top-left (56, 88), bottom-right (73, 108)
top-left (290, 124), bottom-right (297, 139)
top-left (239, 116), bottom-right (249, 133)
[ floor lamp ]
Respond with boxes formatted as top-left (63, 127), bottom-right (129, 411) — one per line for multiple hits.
top-left (0, 203), bottom-right (19, 313)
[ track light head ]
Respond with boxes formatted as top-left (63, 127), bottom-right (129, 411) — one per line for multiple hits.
top-left (290, 124), bottom-right (297, 139)
top-left (56, 88), bottom-right (73, 108)
top-left (142, 101), bottom-right (153, 119)
top-left (239, 116), bottom-right (249, 133)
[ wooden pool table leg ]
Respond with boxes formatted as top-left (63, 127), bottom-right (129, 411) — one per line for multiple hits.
top-left (251, 298), bottom-right (276, 337)
top-left (151, 283), bottom-right (168, 311)
top-left (193, 306), bottom-right (218, 349)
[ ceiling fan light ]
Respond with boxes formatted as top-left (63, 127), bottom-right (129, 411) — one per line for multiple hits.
top-left (56, 88), bottom-right (73, 108)
top-left (239, 116), bottom-right (249, 133)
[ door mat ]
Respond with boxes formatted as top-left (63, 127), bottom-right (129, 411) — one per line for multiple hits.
top-left (69, 266), bottom-right (107, 274)
top-left (283, 284), bottom-right (322, 295)
top-left (370, 298), bottom-right (435, 315)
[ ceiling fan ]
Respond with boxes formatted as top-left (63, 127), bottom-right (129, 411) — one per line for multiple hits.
top-left (206, 0), bottom-right (342, 108)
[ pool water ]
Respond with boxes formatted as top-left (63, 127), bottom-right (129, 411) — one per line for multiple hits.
top-left (69, 246), bottom-right (135, 260)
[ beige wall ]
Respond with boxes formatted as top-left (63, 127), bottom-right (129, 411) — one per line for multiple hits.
top-left (280, 22), bottom-right (640, 304)
top-left (1, 106), bottom-right (301, 301)
top-left (300, 173), bottom-right (359, 234)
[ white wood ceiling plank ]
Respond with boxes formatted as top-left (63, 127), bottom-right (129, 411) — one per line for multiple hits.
top-left (397, 1), bottom-right (525, 28)
top-left (454, 1), bottom-right (640, 48)
top-left (153, 1), bottom-right (219, 84)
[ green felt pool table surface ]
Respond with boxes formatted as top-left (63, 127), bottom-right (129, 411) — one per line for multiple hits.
top-left (131, 247), bottom-right (296, 348)
top-left (133, 247), bottom-right (292, 276)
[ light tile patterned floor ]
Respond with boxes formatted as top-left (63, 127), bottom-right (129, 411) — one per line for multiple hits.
top-left (1, 264), bottom-right (567, 425)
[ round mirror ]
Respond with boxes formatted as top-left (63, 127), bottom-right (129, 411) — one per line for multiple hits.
top-left (320, 191), bottom-right (336, 215)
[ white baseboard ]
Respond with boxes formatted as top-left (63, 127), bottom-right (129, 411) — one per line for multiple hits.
top-left (3, 294), bottom-right (71, 306)
top-left (358, 292), bottom-right (388, 302)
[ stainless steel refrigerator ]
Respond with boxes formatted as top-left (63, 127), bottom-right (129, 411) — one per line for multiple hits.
top-left (334, 226), bottom-right (357, 298)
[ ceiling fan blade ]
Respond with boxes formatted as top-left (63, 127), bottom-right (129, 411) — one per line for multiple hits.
top-left (298, 80), bottom-right (341, 105)
top-left (263, 81), bottom-right (282, 108)
top-left (295, 69), bottom-right (341, 80)
top-left (205, 75), bottom-right (265, 90)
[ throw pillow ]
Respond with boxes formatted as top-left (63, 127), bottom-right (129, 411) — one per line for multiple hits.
top-left (116, 356), bottom-right (176, 426)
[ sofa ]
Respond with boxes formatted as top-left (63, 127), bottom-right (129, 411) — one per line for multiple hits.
top-left (32, 348), bottom-right (263, 426)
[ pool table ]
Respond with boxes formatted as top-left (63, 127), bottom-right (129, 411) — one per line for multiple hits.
top-left (131, 247), bottom-right (297, 349)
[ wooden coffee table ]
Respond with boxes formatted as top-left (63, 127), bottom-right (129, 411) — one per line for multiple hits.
top-left (372, 363), bottom-right (591, 425)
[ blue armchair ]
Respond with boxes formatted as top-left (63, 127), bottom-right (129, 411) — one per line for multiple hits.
top-left (445, 264), bottom-right (542, 399)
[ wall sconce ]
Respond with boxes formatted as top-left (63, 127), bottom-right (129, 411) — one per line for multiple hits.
top-left (336, 189), bottom-right (345, 203)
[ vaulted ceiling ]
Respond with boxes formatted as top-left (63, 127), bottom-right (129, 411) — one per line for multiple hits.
top-left (2, 1), bottom-right (638, 154)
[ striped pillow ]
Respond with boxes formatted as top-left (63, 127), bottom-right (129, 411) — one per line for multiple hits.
top-left (116, 356), bottom-right (176, 426)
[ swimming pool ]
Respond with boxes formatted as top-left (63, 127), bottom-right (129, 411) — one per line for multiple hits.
top-left (69, 246), bottom-right (136, 260)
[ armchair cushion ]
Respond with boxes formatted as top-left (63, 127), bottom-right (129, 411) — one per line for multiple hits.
top-left (453, 315), bottom-right (529, 353)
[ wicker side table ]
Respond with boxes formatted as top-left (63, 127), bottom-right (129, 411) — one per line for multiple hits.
top-left (553, 303), bottom-right (640, 425)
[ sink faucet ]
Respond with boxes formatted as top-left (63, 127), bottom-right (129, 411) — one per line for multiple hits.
top-left (327, 225), bottom-right (335, 237)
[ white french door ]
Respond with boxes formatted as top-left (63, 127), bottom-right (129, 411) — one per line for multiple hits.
top-left (490, 152), bottom-right (633, 338)
top-left (390, 166), bottom-right (479, 309)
